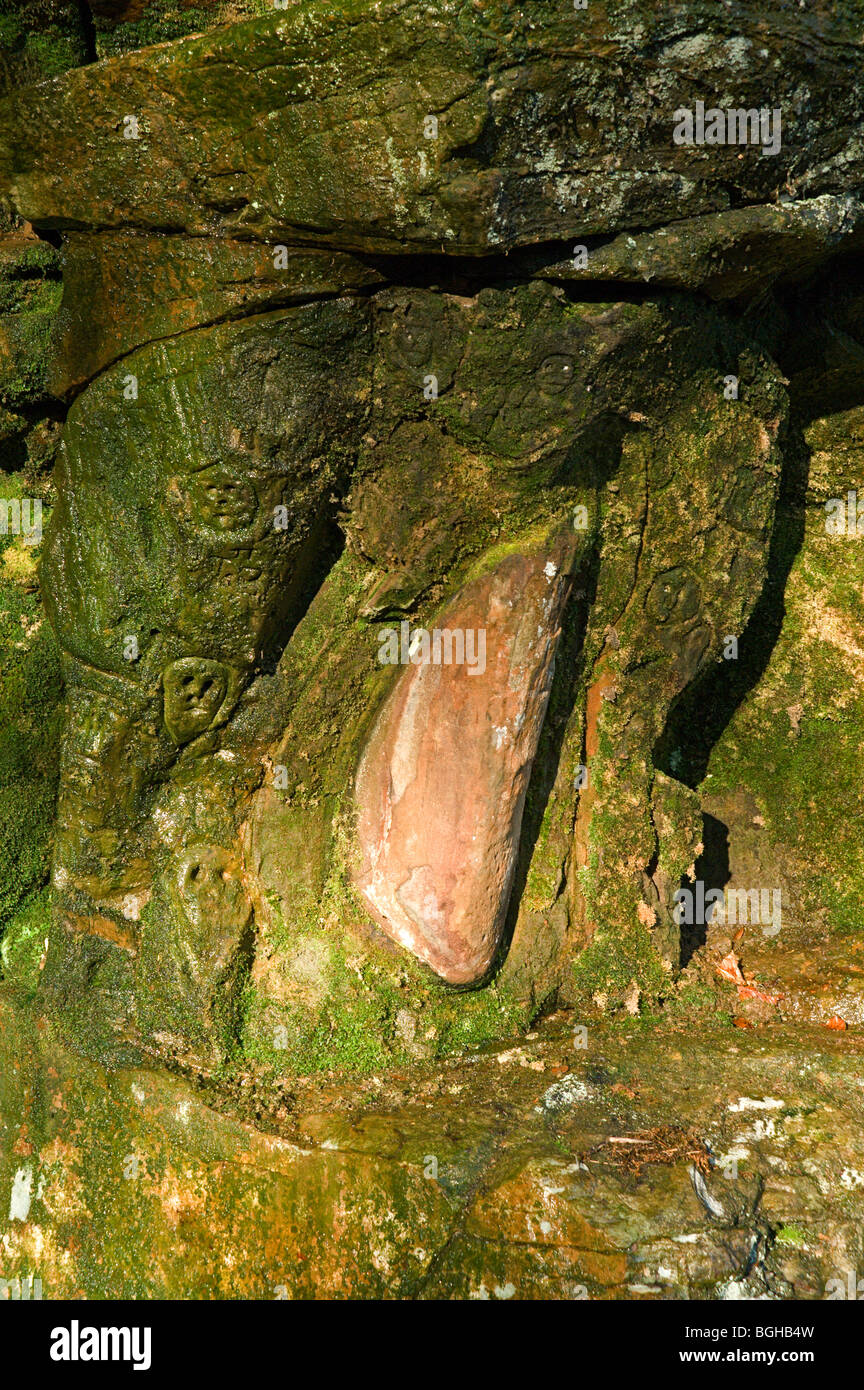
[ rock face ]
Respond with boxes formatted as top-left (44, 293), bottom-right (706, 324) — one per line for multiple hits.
top-left (0, 0), bottom-right (862, 1259)
top-left (355, 535), bottom-right (576, 984)
top-left (3, 989), bottom-right (864, 1301)
top-left (28, 255), bottom-right (789, 1069)
top-left (4, 1), bottom-right (864, 259)
top-left (1, 0), bottom-right (859, 1072)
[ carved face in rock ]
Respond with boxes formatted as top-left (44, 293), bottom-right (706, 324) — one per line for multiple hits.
top-left (42, 299), bottom-right (372, 688)
top-left (162, 657), bottom-right (239, 744)
top-left (184, 465), bottom-right (259, 533)
top-left (127, 842), bottom-right (254, 1063)
top-left (178, 845), bottom-right (251, 939)
top-left (43, 268), bottom-right (787, 1071)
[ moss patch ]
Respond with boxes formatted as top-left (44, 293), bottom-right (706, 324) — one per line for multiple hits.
top-left (0, 2), bottom-right (88, 92)
top-left (0, 886), bottom-right (49, 991)
top-left (701, 467), bottom-right (864, 938)
top-left (241, 813), bottom-right (527, 1078)
top-left (92, 2), bottom-right (273, 57)
top-left (0, 471), bottom-right (62, 937)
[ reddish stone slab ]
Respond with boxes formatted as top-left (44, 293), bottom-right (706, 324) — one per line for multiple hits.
top-left (354, 535), bottom-right (575, 984)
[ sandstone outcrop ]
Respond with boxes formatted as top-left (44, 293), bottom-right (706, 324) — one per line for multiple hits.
top-left (1, 0), bottom-right (864, 1300)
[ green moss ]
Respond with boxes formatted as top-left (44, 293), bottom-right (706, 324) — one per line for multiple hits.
top-left (0, 886), bottom-right (49, 990)
top-left (0, 241), bottom-right (59, 309)
top-left (1, 305), bottom-right (60, 407)
top-left (666, 982), bottom-right (723, 1015)
top-left (0, 3), bottom-right (88, 91)
top-left (242, 960), bottom-right (525, 1078)
top-left (702, 494), bottom-right (864, 937)
top-left (0, 245), bottom-right (62, 427)
top-left (19, 30), bottom-right (82, 77)
top-left (776, 1223), bottom-right (808, 1248)
top-left (93, 3), bottom-right (273, 58)
top-left (571, 918), bottom-right (668, 1005)
top-left (0, 472), bottom-right (62, 934)
top-left (242, 956), bottom-right (408, 1077)
top-left (241, 814), bottom-right (527, 1077)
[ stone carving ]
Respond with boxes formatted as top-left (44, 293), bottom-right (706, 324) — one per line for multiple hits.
top-left (183, 465), bottom-right (259, 534)
top-left (535, 353), bottom-right (576, 395)
top-left (3, 0), bottom-right (864, 1306)
top-left (37, 298), bottom-right (372, 975)
top-left (2, 0), bottom-right (855, 1081)
top-left (177, 845), bottom-right (251, 930)
top-left (38, 269), bottom-right (788, 1066)
top-left (645, 569), bottom-right (701, 626)
top-left (133, 843), bottom-right (254, 1063)
top-left (162, 658), bottom-right (240, 745)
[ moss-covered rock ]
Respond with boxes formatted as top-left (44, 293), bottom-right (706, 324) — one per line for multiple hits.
top-left (0, 469), bottom-right (61, 939)
top-left (3, 0), bottom-right (864, 264)
top-left (89, 2), bottom-right (271, 59)
top-left (2, 983), bottom-right (863, 1299)
top-left (0, 0), bottom-right (863, 1132)
top-left (0, 1), bottom-right (89, 93)
top-left (1, 0), bottom-right (864, 1305)
top-left (0, 229), bottom-right (62, 470)
top-left (683, 406), bottom-right (864, 1008)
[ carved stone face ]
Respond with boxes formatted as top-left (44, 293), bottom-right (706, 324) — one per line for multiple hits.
top-left (41, 274), bottom-right (788, 1072)
top-left (190, 466), bottom-right (259, 532)
top-left (162, 657), bottom-right (233, 744)
top-left (535, 352), bottom-right (575, 395)
top-left (646, 568), bottom-right (701, 626)
top-left (177, 845), bottom-right (251, 939)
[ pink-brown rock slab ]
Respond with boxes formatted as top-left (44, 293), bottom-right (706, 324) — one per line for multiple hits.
top-left (354, 537), bottom-right (575, 984)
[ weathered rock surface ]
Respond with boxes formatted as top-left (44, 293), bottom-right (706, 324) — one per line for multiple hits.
top-left (4, 1), bottom-right (864, 270)
top-left (2, 986), bottom-right (863, 1300)
top-left (0, 0), bottom-right (829, 1070)
top-left (0, 1), bottom-right (90, 95)
top-left (542, 195), bottom-right (864, 302)
top-left (1, 0), bottom-right (864, 1303)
